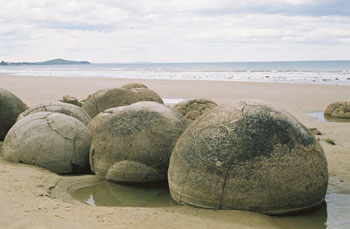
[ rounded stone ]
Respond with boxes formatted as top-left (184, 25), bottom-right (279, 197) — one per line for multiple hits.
top-left (82, 88), bottom-right (141, 118)
top-left (89, 101), bottom-right (189, 183)
top-left (121, 83), bottom-right (148, 89)
top-left (324, 101), bottom-right (350, 119)
top-left (168, 100), bottom-right (328, 215)
top-left (0, 88), bottom-right (27, 140)
top-left (175, 98), bottom-right (217, 122)
top-left (3, 112), bottom-right (92, 174)
top-left (122, 83), bottom-right (164, 104)
top-left (60, 95), bottom-right (82, 107)
top-left (18, 102), bottom-right (91, 125)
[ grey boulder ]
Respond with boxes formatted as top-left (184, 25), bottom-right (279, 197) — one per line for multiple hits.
top-left (175, 98), bottom-right (217, 121)
top-left (3, 112), bottom-right (92, 174)
top-left (122, 83), bottom-right (164, 104)
top-left (89, 101), bottom-right (189, 183)
top-left (121, 83), bottom-right (148, 89)
top-left (168, 100), bottom-right (328, 215)
top-left (18, 102), bottom-right (91, 125)
top-left (82, 88), bottom-right (141, 118)
top-left (0, 88), bottom-right (27, 140)
top-left (324, 101), bottom-right (350, 119)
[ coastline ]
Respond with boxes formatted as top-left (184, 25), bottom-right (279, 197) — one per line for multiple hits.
top-left (0, 73), bottom-right (350, 228)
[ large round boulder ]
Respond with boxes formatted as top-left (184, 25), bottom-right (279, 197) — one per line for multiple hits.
top-left (122, 83), bottom-right (164, 104)
top-left (3, 112), bottom-right (92, 174)
top-left (168, 100), bottom-right (328, 214)
top-left (175, 98), bottom-right (217, 121)
top-left (89, 101), bottom-right (189, 183)
top-left (0, 88), bottom-right (27, 140)
top-left (324, 101), bottom-right (350, 119)
top-left (82, 88), bottom-right (141, 118)
top-left (18, 102), bottom-right (91, 125)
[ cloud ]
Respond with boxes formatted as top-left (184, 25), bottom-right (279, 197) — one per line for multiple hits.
top-left (0, 0), bottom-right (349, 62)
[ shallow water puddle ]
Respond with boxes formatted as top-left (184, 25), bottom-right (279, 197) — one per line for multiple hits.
top-left (307, 112), bottom-right (350, 123)
top-left (72, 181), bottom-right (350, 228)
top-left (72, 180), bottom-right (176, 207)
top-left (163, 98), bottom-right (184, 104)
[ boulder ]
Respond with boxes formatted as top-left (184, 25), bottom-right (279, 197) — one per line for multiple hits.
top-left (60, 95), bottom-right (82, 107)
top-left (121, 83), bottom-right (148, 89)
top-left (82, 88), bottom-right (141, 118)
top-left (89, 101), bottom-right (189, 183)
top-left (0, 88), bottom-right (27, 140)
top-left (3, 112), bottom-right (91, 174)
top-left (18, 102), bottom-right (91, 125)
top-left (122, 83), bottom-right (164, 104)
top-left (324, 101), bottom-right (350, 119)
top-left (168, 100), bottom-right (328, 214)
top-left (175, 98), bottom-right (217, 121)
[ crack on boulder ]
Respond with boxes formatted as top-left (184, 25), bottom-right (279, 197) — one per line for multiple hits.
top-left (45, 114), bottom-right (74, 142)
top-left (93, 94), bottom-right (99, 115)
top-left (219, 103), bottom-right (247, 209)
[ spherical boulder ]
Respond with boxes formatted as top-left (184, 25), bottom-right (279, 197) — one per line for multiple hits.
top-left (3, 112), bottom-right (92, 174)
top-left (82, 88), bottom-right (141, 118)
top-left (18, 102), bottom-right (91, 125)
top-left (122, 83), bottom-right (164, 104)
top-left (324, 101), bottom-right (350, 119)
top-left (168, 100), bottom-right (328, 214)
top-left (89, 101), bottom-right (189, 183)
top-left (175, 98), bottom-right (217, 121)
top-left (0, 88), bottom-right (27, 140)
top-left (121, 83), bottom-right (148, 89)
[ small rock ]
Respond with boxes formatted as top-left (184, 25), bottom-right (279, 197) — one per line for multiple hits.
top-left (60, 95), bottom-right (82, 107)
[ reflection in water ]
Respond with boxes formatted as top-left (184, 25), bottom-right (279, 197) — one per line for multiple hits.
top-left (72, 181), bottom-right (350, 228)
top-left (308, 112), bottom-right (350, 123)
top-left (72, 180), bottom-right (176, 207)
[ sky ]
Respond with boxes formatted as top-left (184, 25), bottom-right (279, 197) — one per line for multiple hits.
top-left (0, 0), bottom-right (349, 63)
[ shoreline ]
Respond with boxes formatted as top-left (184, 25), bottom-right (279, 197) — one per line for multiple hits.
top-left (0, 73), bottom-right (350, 228)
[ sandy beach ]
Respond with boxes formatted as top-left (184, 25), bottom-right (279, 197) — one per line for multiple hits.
top-left (1, 74), bottom-right (350, 228)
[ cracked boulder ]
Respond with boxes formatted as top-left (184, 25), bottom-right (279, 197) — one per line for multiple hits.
top-left (122, 83), bottom-right (164, 104)
top-left (18, 102), bottom-right (91, 125)
top-left (324, 101), bottom-right (350, 119)
top-left (82, 88), bottom-right (141, 118)
top-left (0, 88), bottom-right (28, 140)
top-left (89, 101), bottom-right (189, 183)
top-left (174, 98), bottom-right (217, 122)
top-left (168, 100), bottom-right (328, 215)
top-left (3, 112), bottom-right (92, 174)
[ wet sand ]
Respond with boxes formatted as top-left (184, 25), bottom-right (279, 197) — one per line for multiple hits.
top-left (0, 74), bottom-right (350, 228)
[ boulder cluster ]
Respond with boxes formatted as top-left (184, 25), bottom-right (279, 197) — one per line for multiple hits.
top-left (0, 85), bottom-right (331, 215)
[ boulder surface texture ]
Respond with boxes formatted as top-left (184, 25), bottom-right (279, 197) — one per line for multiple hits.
top-left (175, 98), bottom-right (217, 121)
top-left (82, 88), bottom-right (141, 118)
top-left (18, 102), bottom-right (91, 125)
top-left (3, 112), bottom-right (92, 174)
top-left (168, 100), bottom-right (328, 215)
top-left (89, 101), bottom-right (189, 183)
top-left (0, 88), bottom-right (27, 140)
top-left (324, 101), bottom-right (350, 119)
top-left (122, 83), bottom-right (164, 104)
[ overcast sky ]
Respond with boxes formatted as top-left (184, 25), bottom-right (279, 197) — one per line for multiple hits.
top-left (0, 0), bottom-right (349, 63)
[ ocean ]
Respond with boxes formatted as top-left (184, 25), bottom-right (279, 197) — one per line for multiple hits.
top-left (1, 60), bottom-right (350, 85)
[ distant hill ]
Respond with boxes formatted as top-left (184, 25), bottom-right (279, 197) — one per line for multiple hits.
top-left (0, 59), bottom-right (91, 65)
